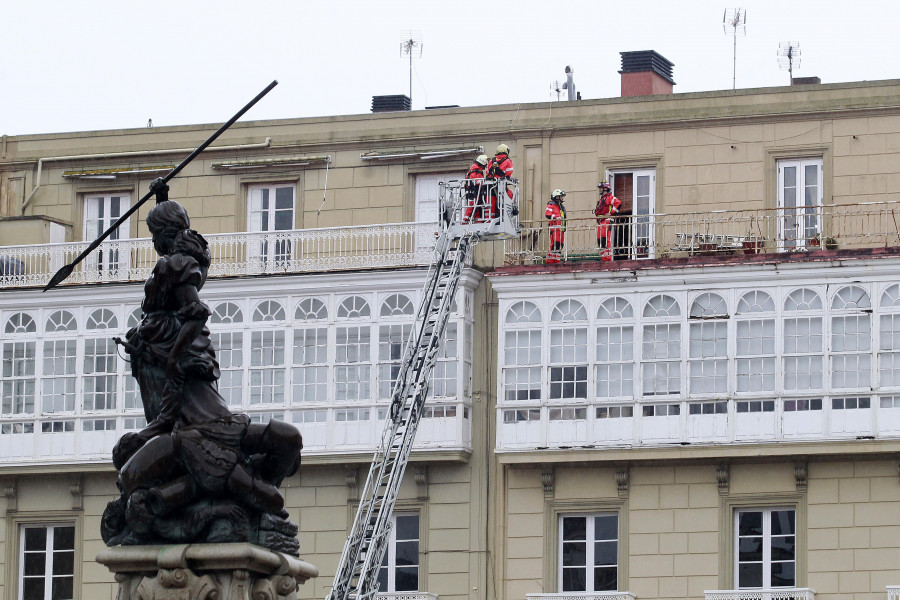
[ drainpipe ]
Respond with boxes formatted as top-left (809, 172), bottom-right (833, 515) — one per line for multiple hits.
top-left (21, 137), bottom-right (272, 213)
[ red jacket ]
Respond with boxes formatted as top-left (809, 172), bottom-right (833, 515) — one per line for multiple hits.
top-left (466, 162), bottom-right (485, 182)
top-left (488, 154), bottom-right (514, 179)
top-left (595, 193), bottom-right (622, 222)
top-left (545, 199), bottom-right (566, 229)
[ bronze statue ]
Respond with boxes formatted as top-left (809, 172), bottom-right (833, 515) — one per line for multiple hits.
top-left (102, 179), bottom-right (302, 554)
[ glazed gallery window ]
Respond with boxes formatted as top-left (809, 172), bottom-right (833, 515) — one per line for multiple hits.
top-left (83, 193), bottom-right (130, 274)
top-left (559, 513), bottom-right (619, 592)
top-left (19, 523), bottom-right (75, 600)
top-left (247, 183), bottom-right (295, 264)
top-left (378, 513), bottom-right (420, 592)
top-left (734, 508), bottom-right (796, 589)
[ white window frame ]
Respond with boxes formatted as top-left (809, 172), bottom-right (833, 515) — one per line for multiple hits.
top-left (777, 158), bottom-right (823, 251)
top-left (378, 512), bottom-right (421, 593)
top-left (607, 169), bottom-right (656, 259)
top-left (83, 192), bottom-right (131, 276)
top-left (247, 183), bottom-right (296, 264)
top-left (734, 507), bottom-right (797, 590)
top-left (18, 522), bottom-right (76, 600)
top-left (558, 512), bottom-right (619, 593)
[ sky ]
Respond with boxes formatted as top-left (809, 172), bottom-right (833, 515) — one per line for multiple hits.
top-left (1, 0), bottom-right (897, 136)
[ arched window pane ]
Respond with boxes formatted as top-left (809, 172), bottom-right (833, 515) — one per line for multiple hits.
top-left (295, 298), bottom-right (328, 321)
top-left (505, 301), bottom-right (541, 324)
top-left (46, 310), bottom-right (76, 332)
top-left (211, 302), bottom-right (243, 324)
top-left (253, 300), bottom-right (286, 322)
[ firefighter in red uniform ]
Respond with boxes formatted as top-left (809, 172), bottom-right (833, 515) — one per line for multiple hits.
top-left (463, 154), bottom-right (488, 223)
top-left (486, 144), bottom-right (514, 220)
top-left (595, 180), bottom-right (622, 261)
top-left (545, 189), bottom-right (566, 264)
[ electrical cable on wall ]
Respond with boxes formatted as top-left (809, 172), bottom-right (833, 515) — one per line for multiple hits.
top-left (316, 156), bottom-right (331, 217)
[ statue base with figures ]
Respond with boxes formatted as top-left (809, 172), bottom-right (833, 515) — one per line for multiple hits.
top-left (96, 543), bottom-right (317, 600)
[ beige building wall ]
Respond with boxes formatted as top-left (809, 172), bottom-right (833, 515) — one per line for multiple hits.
top-left (500, 458), bottom-right (900, 600)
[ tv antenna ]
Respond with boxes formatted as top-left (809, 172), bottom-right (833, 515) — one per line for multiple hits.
top-left (723, 8), bottom-right (747, 89)
top-left (400, 31), bottom-right (423, 106)
top-left (551, 80), bottom-right (562, 101)
top-left (777, 41), bottom-right (801, 85)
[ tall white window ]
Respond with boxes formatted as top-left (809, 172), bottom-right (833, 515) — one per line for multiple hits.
top-left (210, 302), bottom-right (244, 408)
top-left (735, 508), bottom-right (796, 589)
top-left (608, 169), bottom-right (655, 259)
top-left (83, 309), bottom-right (118, 412)
top-left (19, 523), bottom-right (76, 600)
top-left (42, 311), bottom-right (78, 414)
top-left (735, 291), bottom-right (777, 393)
top-left (378, 513), bottom-right (420, 592)
top-left (503, 301), bottom-right (542, 402)
top-left (549, 300), bottom-right (588, 400)
top-left (595, 297), bottom-right (634, 398)
top-left (777, 158), bottom-right (822, 250)
top-left (249, 301), bottom-right (286, 405)
top-left (378, 294), bottom-right (414, 399)
top-left (831, 285), bottom-right (872, 390)
top-left (248, 183), bottom-right (295, 264)
top-left (559, 513), bottom-right (619, 592)
top-left (642, 295), bottom-right (681, 396)
top-left (2, 313), bottom-right (36, 417)
top-left (293, 298), bottom-right (329, 404)
top-left (335, 296), bottom-right (372, 401)
top-left (880, 284), bottom-right (900, 387)
top-left (783, 289), bottom-right (823, 391)
top-left (83, 193), bottom-right (130, 274)
top-left (689, 293), bottom-right (729, 395)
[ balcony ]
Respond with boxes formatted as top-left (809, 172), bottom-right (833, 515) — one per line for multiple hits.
top-left (888, 586), bottom-right (900, 600)
top-left (504, 201), bottom-right (900, 265)
top-left (527, 593), bottom-right (636, 600)
top-left (705, 589), bottom-right (815, 600)
top-left (0, 222), bottom-right (440, 289)
top-left (378, 593), bottom-right (439, 600)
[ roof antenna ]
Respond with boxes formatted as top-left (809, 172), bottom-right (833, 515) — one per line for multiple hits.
top-left (723, 8), bottom-right (747, 90)
top-left (551, 80), bottom-right (562, 101)
top-left (400, 31), bottom-right (423, 107)
top-left (778, 41), bottom-right (801, 85)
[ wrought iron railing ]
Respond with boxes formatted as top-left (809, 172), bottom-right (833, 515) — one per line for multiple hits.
top-left (0, 222), bottom-right (440, 289)
top-left (505, 201), bottom-right (900, 265)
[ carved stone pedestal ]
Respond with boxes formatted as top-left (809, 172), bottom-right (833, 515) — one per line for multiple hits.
top-left (97, 543), bottom-right (318, 600)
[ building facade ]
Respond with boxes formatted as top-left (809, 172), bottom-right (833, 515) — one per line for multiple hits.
top-left (2, 75), bottom-right (900, 600)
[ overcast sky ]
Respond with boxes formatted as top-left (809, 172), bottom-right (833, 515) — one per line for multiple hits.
top-left (2, 0), bottom-right (896, 136)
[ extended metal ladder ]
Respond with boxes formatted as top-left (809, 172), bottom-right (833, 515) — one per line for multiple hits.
top-left (327, 178), bottom-right (518, 600)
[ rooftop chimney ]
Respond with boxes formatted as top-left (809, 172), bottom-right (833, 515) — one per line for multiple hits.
top-left (372, 95), bottom-right (411, 113)
top-left (619, 50), bottom-right (675, 97)
top-left (791, 76), bottom-right (821, 85)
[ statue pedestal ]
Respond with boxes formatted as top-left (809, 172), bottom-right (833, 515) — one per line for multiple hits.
top-left (97, 543), bottom-right (318, 600)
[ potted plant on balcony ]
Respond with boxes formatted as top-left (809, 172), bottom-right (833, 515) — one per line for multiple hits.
top-left (741, 236), bottom-right (764, 255)
top-left (825, 236), bottom-right (839, 250)
top-left (807, 233), bottom-right (821, 247)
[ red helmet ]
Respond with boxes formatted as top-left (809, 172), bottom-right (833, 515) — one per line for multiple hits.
top-left (598, 180), bottom-right (611, 193)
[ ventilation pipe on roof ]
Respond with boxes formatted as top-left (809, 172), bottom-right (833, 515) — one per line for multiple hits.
top-left (563, 66), bottom-right (577, 101)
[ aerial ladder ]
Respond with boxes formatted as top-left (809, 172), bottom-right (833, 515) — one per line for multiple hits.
top-left (327, 178), bottom-right (519, 600)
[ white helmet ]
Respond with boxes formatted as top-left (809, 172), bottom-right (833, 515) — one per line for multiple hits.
top-left (551, 189), bottom-right (566, 200)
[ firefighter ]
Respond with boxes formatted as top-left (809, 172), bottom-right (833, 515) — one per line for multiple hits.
top-left (486, 144), bottom-right (514, 220)
top-left (463, 154), bottom-right (488, 223)
top-left (545, 189), bottom-right (566, 264)
top-left (595, 180), bottom-right (622, 261)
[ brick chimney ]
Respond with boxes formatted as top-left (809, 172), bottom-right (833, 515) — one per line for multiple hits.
top-left (619, 50), bottom-right (675, 97)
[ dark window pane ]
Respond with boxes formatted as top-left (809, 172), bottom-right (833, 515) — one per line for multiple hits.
top-left (24, 528), bottom-right (46, 551)
top-left (738, 537), bottom-right (763, 562)
top-left (395, 567), bottom-right (418, 591)
top-left (771, 510), bottom-right (795, 535)
top-left (52, 576), bottom-right (74, 600)
top-left (594, 515), bottom-right (617, 540)
top-left (562, 542), bottom-right (586, 567)
top-left (274, 210), bottom-right (293, 231)
top-left (738, 511), bottom-right (762, 536)
top-left (738, 563), bottom-right (763, 588)
top-left (395, 515), bottom-right (419, 540)
top-left (24, 553), bottom-right (45, 575)
top-left (771, 562), bottom-right (796, 587)
top-left (562, 517), bottom-right (586, 541)
top-left (52, 551), bottom-right (74, 575)
top-left (275, 187), bottom-right (293, 210)
top-left (771, 536), bottom-right (795, 561)
top-left (562, 567), bottom-right (586, 592)
top-left (594, 541), bottom-right (617, 566)
top-left (23, 578), bottom-right (45, 600)
top-left (377, 566), bottom-right (387, 592)
top-left (395, 541), bottom-right (418, 566)
top-left (53, 527), bottom-right (75, 551)
top-left (594, 566), bottom-right (617, 592)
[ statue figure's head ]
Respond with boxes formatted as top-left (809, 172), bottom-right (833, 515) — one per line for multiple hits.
top-left (147, 201), bottom-right (190, 255)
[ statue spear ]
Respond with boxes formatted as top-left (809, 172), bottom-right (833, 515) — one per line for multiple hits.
top-left (43, 80), bottom-right (279, 292)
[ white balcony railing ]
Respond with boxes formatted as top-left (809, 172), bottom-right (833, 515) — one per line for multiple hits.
top-left (0, 222), bottom-right (440, 289)
top-left (888, 585), bottom-right (900, 600)
top-left (527, 593), bottom-right (636, 600)
top-left (505, 201), bottom-right (900, 265)
top-left (705, 589), bottom-right (815, 600)
top-left (378, 593), bottom-right (438, 600)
